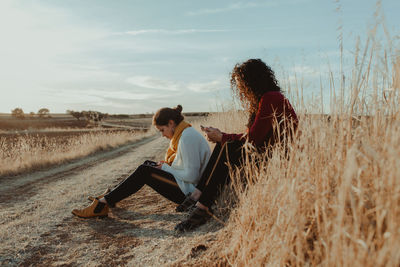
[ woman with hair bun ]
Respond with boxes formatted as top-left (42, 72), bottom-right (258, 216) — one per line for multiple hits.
top-left (72, 105), bottom-right (211, 218)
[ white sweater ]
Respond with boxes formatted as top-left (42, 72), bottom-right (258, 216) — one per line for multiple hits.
top-left (161, 127), bottom-right (211, 195)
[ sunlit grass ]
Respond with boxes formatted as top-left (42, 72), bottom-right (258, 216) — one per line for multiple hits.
top-left (0, 130), bottom-right (153, 177)
top-left (196, 14), bottom-right (400, 267)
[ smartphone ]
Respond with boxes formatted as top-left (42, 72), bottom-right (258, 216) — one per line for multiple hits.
top-left (143, 160), bottom-right (158, 167)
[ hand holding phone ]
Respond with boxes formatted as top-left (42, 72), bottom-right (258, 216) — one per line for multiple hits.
top-left (200, 125), bottom-right (207, 131)
top-left (200, 126), bottom-right (223, 142)
top-left (144, 160), bottom-right (158, 167)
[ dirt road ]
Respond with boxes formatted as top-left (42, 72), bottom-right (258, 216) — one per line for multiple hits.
top-left (0, 136), bottom-right (221, 266)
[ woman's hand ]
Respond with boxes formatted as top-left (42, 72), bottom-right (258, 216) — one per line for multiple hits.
top-left (203, 127), bottom-right (223, 143)
top-left (156, 160), bottom-right (165, 169)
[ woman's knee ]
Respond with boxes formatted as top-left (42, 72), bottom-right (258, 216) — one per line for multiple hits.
top-left (224, 141), bottom-right (244, 164)
top-left (224, 140), bottom-right (243, 151)
top-left (137, 163), bottom-right (151, 171)
top-left (129, 164), bottom-right (151, 181)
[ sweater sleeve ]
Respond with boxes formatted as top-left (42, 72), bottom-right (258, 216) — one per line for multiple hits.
top-left (221, 93), bottom-right (283, 147)
top-left (247, 93), bottom-right (282, 147)
top-left (221, 133), bottom-right (245, 145)
top-left (161, 134), bottom-right (201, 183)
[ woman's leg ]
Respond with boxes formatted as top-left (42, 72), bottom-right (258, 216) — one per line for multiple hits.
top-left (180, 143), bottom-right (224, 205)
top-left (196, 141), bottom-right (243, 208)
top-left (72, 163), bottom-right (186, 218)
top-left (104, 164), bottom-right (186, 206)
top-left (175, 141), bottom-right (244, 231)
top-left (195, 143), bottom-right (223, 191)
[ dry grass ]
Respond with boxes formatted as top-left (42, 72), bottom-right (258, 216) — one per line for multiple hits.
top-left (0, 116), bottom-right (89, 130)
top-left (0, 129), bottom-right (154, 177)
top-left (0, 113), bottom-right (206, 177)
top-left (1, 5), bottom-right (398, 266)
top-left (193, 15), bottom-right (400, 267)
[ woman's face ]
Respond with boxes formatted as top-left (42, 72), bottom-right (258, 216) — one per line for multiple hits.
top-left (155, 120), bottom-right (175, 139)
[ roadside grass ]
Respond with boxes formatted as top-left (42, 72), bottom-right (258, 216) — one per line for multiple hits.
top-left (0, 129), bottom-right (155, 177)
top-left (0, 113), bottom-right (205, 177)
top-left (190, 14), bottom-right (400, 267)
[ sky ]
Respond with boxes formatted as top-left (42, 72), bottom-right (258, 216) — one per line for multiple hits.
top-left (0, 0), bottom-right (399, 114)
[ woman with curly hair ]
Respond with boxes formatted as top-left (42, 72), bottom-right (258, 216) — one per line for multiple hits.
top-left (175, 58), bottom-right (298, 232)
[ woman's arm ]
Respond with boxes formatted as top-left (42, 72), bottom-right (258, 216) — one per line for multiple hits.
top-left (246, 93), bottom-right (281, 146)
top-left (202, 126), bottom-right (245, 144)
top-left (161, 133), bottom-right (204, 183)
top-left (221, 133), bottom-right (245, 144)
top-left (202, 127), bottom-right (223, 143)
top-left (221, 92), bottom-right (285, 147)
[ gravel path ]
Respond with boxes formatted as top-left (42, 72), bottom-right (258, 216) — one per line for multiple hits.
top-left (0, 136), bottom-right (221, 266)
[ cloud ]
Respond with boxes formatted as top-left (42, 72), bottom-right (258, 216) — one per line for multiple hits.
top-left (290, 66), bottom-right (319, 76)
top-left (185, 0), bottom-right (314, 16)
top-left (120, 29), bottom-right (229, 36)
top-left (186, 2), bottom-right (277, 16)
top-left (125, 75), bottom-right (226, 93)
top-left (42, 87), bottom-right (163, 113)
top-left (187, 80), bottom-right (225, 92)
top-left (53, 87), bottom-right (161, 102)
top-left (126, 76), bottom-right (181, 91)
top-left (283, 65), bottom-right (323, 86)
top-left (0, 1), bottom-right (110, 89)
top-left (90, 90), bottom-right (155, 101)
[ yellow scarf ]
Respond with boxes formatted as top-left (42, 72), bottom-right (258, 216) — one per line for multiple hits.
top-left (165, 121), bottom-right (191, 165)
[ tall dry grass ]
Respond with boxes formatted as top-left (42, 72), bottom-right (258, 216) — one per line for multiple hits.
top-left (0, 130), bottom-right (153, 177)
top-left (198, 12), bottom-right (400, 267)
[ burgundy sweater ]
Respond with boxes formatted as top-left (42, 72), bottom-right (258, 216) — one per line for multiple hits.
top-left (221, 91), bottom-right (298, 149)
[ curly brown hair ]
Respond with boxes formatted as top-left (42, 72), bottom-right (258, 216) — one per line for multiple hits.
top-left (230, 59), bottom-right (281, 127)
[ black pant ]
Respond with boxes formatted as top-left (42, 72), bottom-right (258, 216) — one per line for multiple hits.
top-left (104, 163), bottom-right (186, 206)
top-left (196, 141), bottom-right (244, 208)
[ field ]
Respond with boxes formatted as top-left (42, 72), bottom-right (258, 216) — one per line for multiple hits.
top-left (0, 114), bottom-right (221, 266)
top-left (1, 13), bottom-right (400, 267)
top-left (0, 114), bottom-right (205, 177)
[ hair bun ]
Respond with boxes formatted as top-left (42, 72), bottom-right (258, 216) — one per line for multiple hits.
top-left (174, 105), bottom-right (183, 113)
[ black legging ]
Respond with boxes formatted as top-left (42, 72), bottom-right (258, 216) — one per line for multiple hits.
top-left (196, 140), bottom-right (244, 208)
top-left (104, 164), bottom-right (186, 206)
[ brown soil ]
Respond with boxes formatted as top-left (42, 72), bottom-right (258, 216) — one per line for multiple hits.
top-left (0, 116), bottom-right (89, 130)
top-left (0, 136), bottom-right (223, 266)
top-left (0, 114), bottom-right (207, 131)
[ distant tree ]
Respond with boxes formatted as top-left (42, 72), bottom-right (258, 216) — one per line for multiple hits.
top-left (11, 108), bottom-right (25, 119)
top-left (67, 110), bottom-right (83, 121)
top-left (38, 108), bottom-right (50, 118)
top-left (29, 112), bottom-right (35, 117)
top-left (81, 110), bottom-right (107, 123)
top-left (98, 112), bottom-right (108, 121)
top-left (85, 111), bottom-right (98, 122)
top-left (82, 111), bottom-right (90, 121)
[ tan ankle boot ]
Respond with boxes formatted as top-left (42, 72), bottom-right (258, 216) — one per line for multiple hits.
top-left (87, 188), bottom-right (111, 202)
top-left (72, 198), bottom-right (109, 218)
